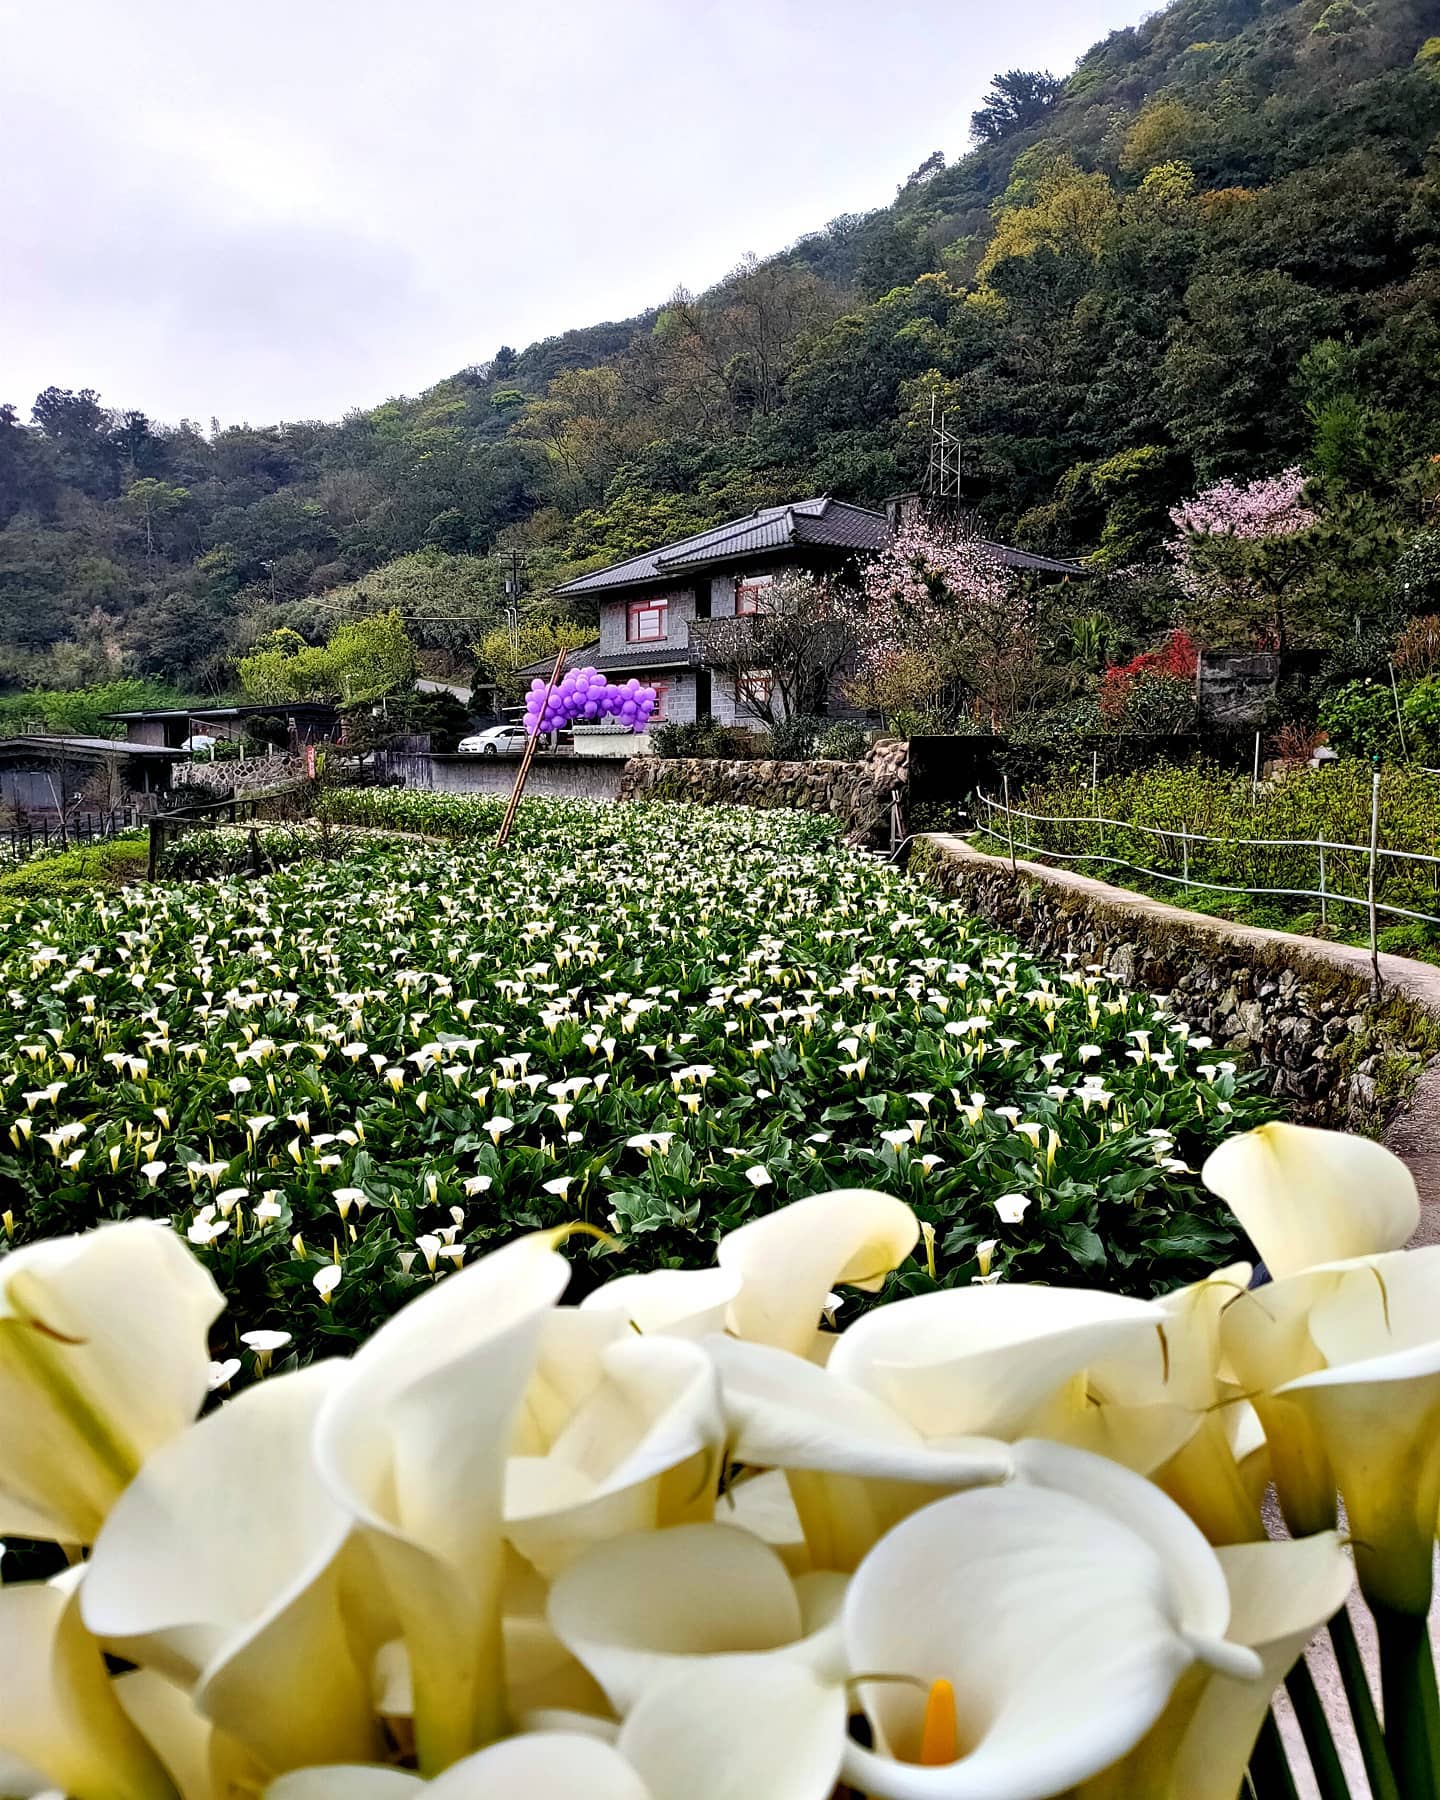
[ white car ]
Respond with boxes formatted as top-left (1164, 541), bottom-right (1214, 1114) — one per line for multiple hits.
top-left (458, 725), bottom-right (529, 756)
top-left (181, 733), bottom-right (219, 754)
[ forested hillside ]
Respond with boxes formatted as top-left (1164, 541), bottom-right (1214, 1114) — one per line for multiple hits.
top-left (5, 0), bottom-right (1440, 698)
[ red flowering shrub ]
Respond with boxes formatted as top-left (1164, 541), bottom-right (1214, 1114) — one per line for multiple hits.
top-left (1099, 629), bottom-right (1199, 721)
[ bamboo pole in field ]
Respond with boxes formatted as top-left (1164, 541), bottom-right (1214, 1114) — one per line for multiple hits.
top-left (496, 648), bottom-right (568, 850)
top-left (1368, 763), bottom-right (1382, 999)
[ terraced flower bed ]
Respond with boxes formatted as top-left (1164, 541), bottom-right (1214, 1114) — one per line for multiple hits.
top-left (0, 797), bottom-right (1272, 1379)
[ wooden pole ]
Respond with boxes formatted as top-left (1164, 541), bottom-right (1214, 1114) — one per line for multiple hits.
top-left (1368, 762), bottom-right (1382, 999)
top-left (496, 648), bottom-right (567, 850)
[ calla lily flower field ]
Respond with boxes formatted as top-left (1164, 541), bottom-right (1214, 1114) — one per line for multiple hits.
top-left (0, 799), bottom-right (1268, 1374)
top-left (4, 794), bottom-right (1436, 1799)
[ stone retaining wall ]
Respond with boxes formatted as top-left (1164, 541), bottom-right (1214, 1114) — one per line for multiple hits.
top-left (911, 834), bottom-right (1440, 1134)
top-left (173, 752), bottom-right (308, 796)
top-left (618, 740), bottom-right (909, 848)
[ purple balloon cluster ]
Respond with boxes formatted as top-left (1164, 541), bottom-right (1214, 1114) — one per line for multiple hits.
top-left (523, 666), bottom-right (658, 736)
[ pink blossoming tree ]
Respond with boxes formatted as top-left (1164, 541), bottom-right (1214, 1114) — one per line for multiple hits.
top-left (847, 519), bottom-right (1042, 731)
top-left (1168, 467), bottom-right (1320, 652)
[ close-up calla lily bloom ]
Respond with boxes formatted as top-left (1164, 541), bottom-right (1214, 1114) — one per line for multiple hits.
top-left (0, 1221), bottom-right (223, 1544)
top-left (715, 1187), bottom-right (920, 1357)
top-left (838, 1475), bottom-right (1252, 1800)
top-left (1078, 1530), bottom-right (1354, 1800)
top-left (504, 1329), bottom-right (726, 1578)
top-left (825, 1284), bottom-right (1167, 1444)
top-left (545, 1520), bottom-right (848, 1714)
top-left (312, 1231), bottom-right (572, 1774)
top-left (81, 1363), bottom-right (383, 1784)
top-left (0, 1571), bottom-right (179, 1800)
top-left (1272, 1247), bottom-right (1440, 1616)
top-left (1201, 1122), bottom-right (1419, 1278)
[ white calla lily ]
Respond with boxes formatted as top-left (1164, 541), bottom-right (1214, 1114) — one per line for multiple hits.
top-left (619, 1659), bottom-right (845, 1800)
top-left (840, 1476), bottom-right (1247, 1800)
top-left (0, 1221), bottom-right (222, 1543)
top-left (1078, 1531), bottom-right (1354, 1800)
top-left (716, 1188), bottom-right (919, 1356)
top-left (705, 1334), bottom-right (1012, 1569)
top-left (314, 1232), bottom-right (571, 1773)
top-left (546, 1522), bottom-right (846, 1714)
top-left (264, 1683), bottom-right (847, 1800)
top-left (827, 1284), bottom-right (1165, 1442)
top-left (1275, 1247), bottom-right (1440, 1615)
top-left (113, 1671), bottom-right (217, 1800)
top-left (578, 1268), bottom-right (741, 1339)
top-left (1202, 1122), bottom-right (1418, 1278)
top-left (0, 1575), bottom-right (177, 1800)
top-left (505, 1334), bottom-right (725, 1578)
top-left (1085, 1264), bottom-right (1264, 1543)
top-left (83, 1364), bottom-right (382, 1780)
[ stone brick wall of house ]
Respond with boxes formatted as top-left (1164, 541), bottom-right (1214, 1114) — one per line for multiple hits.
top-left (910, 835), bottom-right (1440, 1134)
top-left (598, 584), bottom-right (695, 656)
top-left (618, 739), bottom-right (909, 848)
top-left (657, 673), bottom-right (699, 728)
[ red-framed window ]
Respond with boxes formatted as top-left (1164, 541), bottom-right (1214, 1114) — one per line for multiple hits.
top-left (647, 682), bottom-right (671, 723)
top-left (737, 669), bottom-right (773, 710)
top-left (735, 574), bottom-right (774, 616)
top-left (627, 597), bottom-right (669, 642)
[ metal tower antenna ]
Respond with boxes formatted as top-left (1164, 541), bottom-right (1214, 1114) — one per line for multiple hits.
top-left (926, 394), bottom-right (963, 513)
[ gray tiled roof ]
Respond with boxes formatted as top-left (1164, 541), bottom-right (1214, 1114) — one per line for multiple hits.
top-left (552, 496), bottom-right (1088, 597)
top-left (512, 642), bottom-right (701, 680)
top-left (553, 498), bottom-right (890, 596)
top-left (0, 735), bottom-right (185, 759)
top-left (982, 543), bottom-right (1091, 576)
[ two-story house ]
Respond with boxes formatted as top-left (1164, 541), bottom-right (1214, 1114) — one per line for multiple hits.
top-left (528, 494), bottom-right (1085, 728)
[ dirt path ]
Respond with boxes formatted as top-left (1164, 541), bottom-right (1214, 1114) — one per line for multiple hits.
top-left (1387, 1056), bottom-right (1440, 1249)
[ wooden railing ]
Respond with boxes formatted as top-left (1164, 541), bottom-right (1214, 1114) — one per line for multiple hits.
top-left (4, 807), bottom-right (141, 858)
top-left (145, 782), bottom-right (311, 879)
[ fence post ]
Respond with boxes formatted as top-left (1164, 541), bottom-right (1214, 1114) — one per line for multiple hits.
top-left (1368, 763), bottom-right (1382, 998)
top-left (1092, 749), bottom-right (1100, 855)
top-left (1318, 840), bottom-right (1328, 929)
top-left (147, 819), bottom-right (163, 883)
top-left (1002, 773), bottom-right (1017, 874)
top-left (1181, 827), bottom-right (1189, 890)
top-left (1252, 731), bottom-right (1261, 804)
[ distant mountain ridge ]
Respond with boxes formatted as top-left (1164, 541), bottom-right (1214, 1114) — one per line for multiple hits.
top-left (3, 0), bottom-right (1440, 692)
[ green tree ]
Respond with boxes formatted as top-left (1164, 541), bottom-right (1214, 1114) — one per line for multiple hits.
top-left (238, 611), bottom-right (417, 705)
top-left (475, 618), bottom-right (596, 705)
top-left (122, 478), bottom-right (192, 557)
top-left (969, 70), bottom-right (1064, 143)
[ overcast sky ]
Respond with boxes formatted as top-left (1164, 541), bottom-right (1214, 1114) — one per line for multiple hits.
top-left (1, 0), bottom-right (1144, 430)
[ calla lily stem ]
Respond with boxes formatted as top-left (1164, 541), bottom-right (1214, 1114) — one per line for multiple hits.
top-left (1284, 1658), bottom-right (1353, 1800)
top-left (1248, 1709), bottom-right (1301, 1800)
top-left (1327, 1607), bottom-right (1399, 1800)
top-left (1373, 1599), bottom-right (1440, 1800)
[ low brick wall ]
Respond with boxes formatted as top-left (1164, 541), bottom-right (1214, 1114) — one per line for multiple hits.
top-left (619, 741), bottom-right (909, 848)
top-left (911, 834), bottom-right (1440, 1135)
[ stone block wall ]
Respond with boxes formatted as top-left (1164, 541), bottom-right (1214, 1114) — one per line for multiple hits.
top-left (618, 740), bottom-right (909, 848)
top-left (911, 834), bottom-right (1440, 1133)
top-left (172, 752), bottom-right (308, 796)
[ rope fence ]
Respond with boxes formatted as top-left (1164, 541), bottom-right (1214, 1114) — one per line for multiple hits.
top-left (978, 767), bottom-right (1440, 993)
